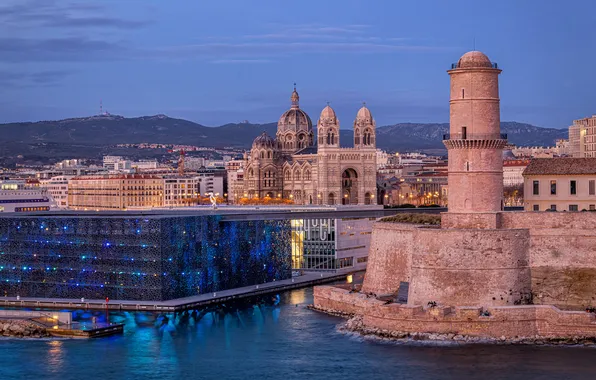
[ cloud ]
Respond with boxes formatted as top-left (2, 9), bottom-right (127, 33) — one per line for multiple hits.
top-left (0, 37), bottom-right (125, 62)
top-left (159, 24), bottom-right (446, 62)
top-left (211, 59), bottom-right (272, 64)
top-left (0, 69), bottom-right (74, 87)
top-left (0, 0), bottom-right (150, 30)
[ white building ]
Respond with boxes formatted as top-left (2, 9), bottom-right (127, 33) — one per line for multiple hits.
top-left (225, 159), bottom-right (244, 202)
top-left (196, 172), bottom-right (224, 196)
top-left (503, 160), bottom-right (530, 187)
top-left (376, 149), bottom-right (389, 168)
top-left (163, 176), bottom-right (199, 207)
top-left (290, 214), bottom-right (376, 273)
top-left (185, 157), bottom-right (206, 171)
top-left (132, 160), bottom-right (158, 170)
top-left (102, 156), bottom-right (124, 170)
top-left (40, 176), bottom-right (72, 208)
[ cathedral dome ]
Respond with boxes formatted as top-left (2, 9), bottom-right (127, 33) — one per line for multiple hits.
top-left (277, 86), bottom-right (313, 133)
top-left (278, 109), bottom-right (312, 131)
top-left (356, 105), bottom-right (373, 122)
top-left (320, 105), bottom-right (337, 121)
top-left (456, 51), bottom-right (494, 69)
top-left (252, 132), bottom-right (276, 149)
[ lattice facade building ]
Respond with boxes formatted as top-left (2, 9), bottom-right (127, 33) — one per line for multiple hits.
top-left (243, 87), bottom-right (377, 205)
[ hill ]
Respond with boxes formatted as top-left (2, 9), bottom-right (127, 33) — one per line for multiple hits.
top-left (0, 115), bottom-right (567, 165)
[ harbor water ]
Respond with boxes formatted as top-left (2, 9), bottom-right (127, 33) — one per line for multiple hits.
top-left (1, 287), bottom-right (596, 380)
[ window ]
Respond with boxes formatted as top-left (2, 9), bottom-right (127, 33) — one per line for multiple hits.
top-left (533, 205), bottom-right (539, 211)
top-left (550, 180), bottom-right (557, 195)
top-left (533, 180), bottom-right (539, 195)
top-left (590, 205), bottom-right (595, 211)
top-left (590, 180), bottom-right (595, 195)
top-left (569, 205), bottom-right (579, 212)
top-left (461, 126), bottom-right (467, 140)
top-left (550, 204), bottom-right (557, 211)
top-left (570, 180), bottom-right (577, 195)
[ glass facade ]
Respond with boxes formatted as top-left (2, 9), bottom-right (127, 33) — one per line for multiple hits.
top-left (0, 215), bottom-right (291, 301)
top-left (291, 218), bottom-right (337, 271)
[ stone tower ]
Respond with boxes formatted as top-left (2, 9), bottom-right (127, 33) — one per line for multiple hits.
top-left (353, 104), bottom-right (376, 149)
top-left (444, 51), bottom-right (507, 213)
top-left (317, 105), bottom-right (340, 151)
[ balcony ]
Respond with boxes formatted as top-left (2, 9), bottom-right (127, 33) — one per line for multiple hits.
top-left (450, 62), bottom-right (499, 69)
top-left (443, 133), bottom-right (507, 140)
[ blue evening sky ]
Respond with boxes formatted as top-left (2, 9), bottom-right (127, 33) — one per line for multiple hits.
top-left (1, 0), bottom-right (594, 128)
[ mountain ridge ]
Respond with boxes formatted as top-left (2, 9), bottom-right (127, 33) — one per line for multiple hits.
top-left (0, 114), bottom-right (567, 153)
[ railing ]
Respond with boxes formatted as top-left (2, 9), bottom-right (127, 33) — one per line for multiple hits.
top-left (450, 62), bottom-right (499, 69)
top-left (443, 133), bottom-right (507, 140)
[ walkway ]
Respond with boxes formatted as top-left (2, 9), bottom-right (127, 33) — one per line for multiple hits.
top-left (0, 272), bottom-right (351, 312)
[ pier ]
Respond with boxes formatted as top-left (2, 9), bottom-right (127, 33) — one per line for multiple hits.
top-left (0, 272), bottom-right (353, 312)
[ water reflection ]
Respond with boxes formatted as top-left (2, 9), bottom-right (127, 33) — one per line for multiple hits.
top-left (46, 340), bottom-right (64, 371)
top-left (1, 288), bottom-right (596, 380)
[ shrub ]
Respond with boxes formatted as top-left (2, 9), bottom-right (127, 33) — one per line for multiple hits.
top-left (380, 213), bottom-right (441, 225)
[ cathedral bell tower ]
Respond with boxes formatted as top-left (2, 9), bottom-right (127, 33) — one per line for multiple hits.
top-left (317, 104), bottom-right (339, 152)
top-left (353, 103), bottom-right (376, 149)
top-left (444, 51), bottom-right (507, 213)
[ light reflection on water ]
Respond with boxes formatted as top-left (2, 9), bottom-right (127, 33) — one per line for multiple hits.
top-left (0, 288), bottom-right (596, 380)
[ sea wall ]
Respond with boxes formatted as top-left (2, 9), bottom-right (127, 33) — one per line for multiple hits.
top-left (314, 286), bottom-right (596, 339)
top-left (0, 320), bottom-right (49, 338)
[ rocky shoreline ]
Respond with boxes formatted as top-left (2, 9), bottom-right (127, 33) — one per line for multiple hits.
top-left (0, 320), bottom-right (50, 338)
top-left (308, 305), bottom-right (596, 346)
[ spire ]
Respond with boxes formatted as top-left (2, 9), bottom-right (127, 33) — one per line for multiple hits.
top-left (291, 83), bottom-right (299, 109)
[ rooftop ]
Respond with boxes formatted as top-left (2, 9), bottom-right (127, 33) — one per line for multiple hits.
top-left (523, 158), bottom-right (596, 176)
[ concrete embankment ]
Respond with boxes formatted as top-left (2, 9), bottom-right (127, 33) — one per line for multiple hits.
top-left (0, 320), bottom-right (50, 338)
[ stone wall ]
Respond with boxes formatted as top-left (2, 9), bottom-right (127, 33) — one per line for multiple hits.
top-left (315, 286), bottom-right (596, 339)
top-left (501, 212), bottom-right (596, 307)
top-left (409, 228), bottom-right (531, 306)
top-left (441, 212), bottom-right (501, 229)
top-left (363, 213), bottom-right (596, 308)
top-left (361, 223), bottom-right (415, 295)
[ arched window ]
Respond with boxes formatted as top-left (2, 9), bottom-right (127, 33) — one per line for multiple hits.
top-left (326, 132), bottom-right (331, 145)
top-left (331, 133), bottom-right (335, 145)
top-left (304, 170), bottom-right (311, 181)
top-left (260, 151), bottom-right (264, 159)
top-left (285, 171), bottom-right (291, 181)
top-left (294, 170), bottom-right (301, 181)
top-left (267, 151), bottom-right (271, 159)
top-left (355, 129), bottom-right (360, 145)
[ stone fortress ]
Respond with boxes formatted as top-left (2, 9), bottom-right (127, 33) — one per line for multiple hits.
top-left (243, 86), bottom-right (377, 205)
top-left (314, 51), bottom-right (596, 341)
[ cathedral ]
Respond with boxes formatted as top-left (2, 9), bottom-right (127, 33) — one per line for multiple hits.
top-left (243, 87), bottom-right (377, 205)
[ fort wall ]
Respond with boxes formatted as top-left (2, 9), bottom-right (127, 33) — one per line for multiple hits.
top-left (315, 286), bottom-right (596, 339)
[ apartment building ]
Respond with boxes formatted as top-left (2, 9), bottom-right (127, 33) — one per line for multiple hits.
top-left (523, 158), bottom-right (596, 211)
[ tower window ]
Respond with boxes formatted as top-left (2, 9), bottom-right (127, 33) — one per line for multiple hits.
top-left (461, 126), bottom-right (467, 140)
top-left (462, 88), bottom-right (465, 99)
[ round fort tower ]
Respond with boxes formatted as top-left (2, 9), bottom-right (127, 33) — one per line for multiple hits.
top-left (444, 51), bottom-right (507, 213)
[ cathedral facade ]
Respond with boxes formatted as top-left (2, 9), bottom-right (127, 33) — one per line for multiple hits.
top-left (243, 87), bottom-right (377, 205)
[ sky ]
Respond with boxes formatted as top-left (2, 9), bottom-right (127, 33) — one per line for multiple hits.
top-left (1, 0), bottom-right (595, 129)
